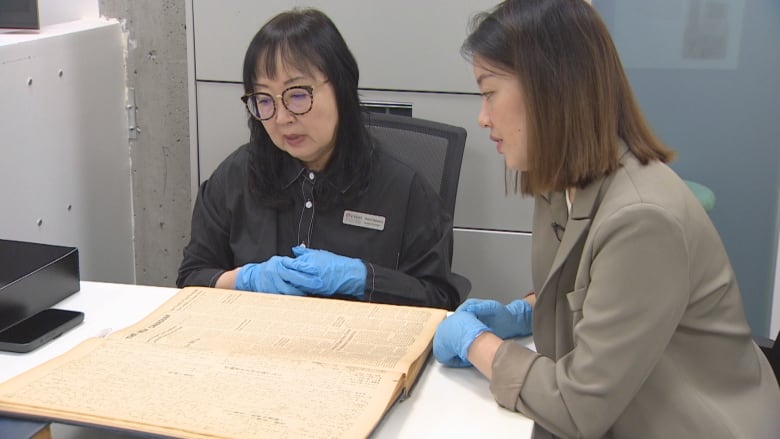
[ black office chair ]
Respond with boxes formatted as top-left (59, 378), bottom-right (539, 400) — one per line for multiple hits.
top-left (364, 112), bottom-right (467, 219)
top-left (755, 330), bottom-right (780, 385)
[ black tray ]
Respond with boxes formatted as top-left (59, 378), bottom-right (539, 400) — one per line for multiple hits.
top-left (0, 239), bottom-right (80, 332)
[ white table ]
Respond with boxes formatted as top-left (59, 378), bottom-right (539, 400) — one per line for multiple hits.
top-left (0, 282), bottom-right (534, 438)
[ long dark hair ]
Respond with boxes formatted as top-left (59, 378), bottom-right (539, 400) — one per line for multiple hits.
top-left (242, 8), bottom-right (372, 208)
top-left (463, 0), bottom-right (674, 195)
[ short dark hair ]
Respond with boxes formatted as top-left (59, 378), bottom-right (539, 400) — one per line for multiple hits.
top-left (463, 0), bottom-right (675, 195)
top-left (242, 8), bottom-right (371, 207)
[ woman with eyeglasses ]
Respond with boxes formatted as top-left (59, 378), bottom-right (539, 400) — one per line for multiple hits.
top-left (177, 8), bottom-right (469, 309)
top-left (433, 0), bottom-right (780, 437)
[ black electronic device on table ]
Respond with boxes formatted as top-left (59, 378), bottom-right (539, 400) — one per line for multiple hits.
top-left (0, 308), bottom-right (84, 353)
top-left (0, 238), bottom-right (81, 353)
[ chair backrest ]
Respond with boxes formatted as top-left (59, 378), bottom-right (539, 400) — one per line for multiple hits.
top-left (764, 330), bottom-right (779, 385)
top-left (364, 112), bottom-right (467, 218)
top-left (756, 329), bottom-right (780, 386)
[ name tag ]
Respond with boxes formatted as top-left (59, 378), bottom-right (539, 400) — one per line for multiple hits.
top-left (343, 210), bottom-right (385, 231)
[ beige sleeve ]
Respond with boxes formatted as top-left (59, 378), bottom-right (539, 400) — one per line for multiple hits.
top-left (489, 340), bottom-right (541, 410)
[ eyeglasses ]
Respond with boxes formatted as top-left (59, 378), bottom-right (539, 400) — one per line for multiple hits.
top-left (241, 81), bottom-right (327, 121)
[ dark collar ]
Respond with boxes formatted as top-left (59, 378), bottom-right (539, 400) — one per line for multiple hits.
top-left (279, 154), bottom-right (307, 189)
top-left (278, 152), bottom-right (359, 194)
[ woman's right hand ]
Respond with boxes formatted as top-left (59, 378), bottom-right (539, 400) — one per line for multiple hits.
top-left (232, 257), bottom-right (307, 296)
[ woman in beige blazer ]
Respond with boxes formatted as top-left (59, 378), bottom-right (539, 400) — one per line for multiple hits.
top-left (433, 0), bottom-right (780, 438)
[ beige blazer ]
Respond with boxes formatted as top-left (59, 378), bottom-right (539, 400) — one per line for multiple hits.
top-left (489, 150), bottom-right (780, 438)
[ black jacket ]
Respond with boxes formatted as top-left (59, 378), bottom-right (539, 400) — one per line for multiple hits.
top-left (177, 143), bottom-right (469, 310)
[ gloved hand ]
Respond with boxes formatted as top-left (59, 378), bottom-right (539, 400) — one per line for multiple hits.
top-left (433, 311), bottom-right (493, 368)
top-left (235, 256), bottom-right (306, 296)
top-left (279, 246), bottom-right (366, 298)
top-left (457, 298), bottom-right (532, 339)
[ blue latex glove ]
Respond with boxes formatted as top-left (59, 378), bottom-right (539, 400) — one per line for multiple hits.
top-left (457, 298), bottom-right (532, 339)
top-left (279, 246), bottom-right (367, 298)
top-left (434, 311), bottom-right (493, 368)
top-left (235, 256), bottom-right (306, 296)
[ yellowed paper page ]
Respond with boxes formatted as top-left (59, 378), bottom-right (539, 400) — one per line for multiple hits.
top-left (0, 287), bottom-right (447, 438)
top-left (113, 287), bottom-right (444, 375)
top-left (0, 339), bottom-right (399, 438)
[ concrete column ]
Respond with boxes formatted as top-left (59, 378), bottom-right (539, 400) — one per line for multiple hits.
top-left (99, 0), bottom-right (191, 287)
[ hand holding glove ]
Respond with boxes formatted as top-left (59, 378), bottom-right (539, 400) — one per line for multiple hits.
top-left (235, 256), bottom-right (305, 296)
top-left (280, 246), bottom-right (366, 298)
top-left (457, 298), bottom-right (533, 339)
top-left (433, 311), bottom-right (493, 368)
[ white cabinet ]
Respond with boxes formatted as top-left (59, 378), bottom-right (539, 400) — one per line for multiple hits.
top-left (0, 20), bottom-right (135, 283)
top-left (191, 0), bottom-right (496, 91)
top-left (453, 230), bottom-right (534, 303)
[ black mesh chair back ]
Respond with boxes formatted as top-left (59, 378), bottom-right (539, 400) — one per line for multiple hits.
top-left (365, 112), bottom-right (467, 218)
top-left (756, 330), bottom-right (780, 386)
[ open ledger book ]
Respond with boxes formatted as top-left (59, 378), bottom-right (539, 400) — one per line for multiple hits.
top-left (0, 287), bottom-right (447, 438)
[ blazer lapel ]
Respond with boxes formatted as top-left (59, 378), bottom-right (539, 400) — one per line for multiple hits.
top-left (532, 147), bottom-right (625, 358)
top-left (533, 176), bottom-right (612, 357)
top-left (531, 192), bottom-right (566, 291)
top-left (538, 174), bottom-right (614, 297)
